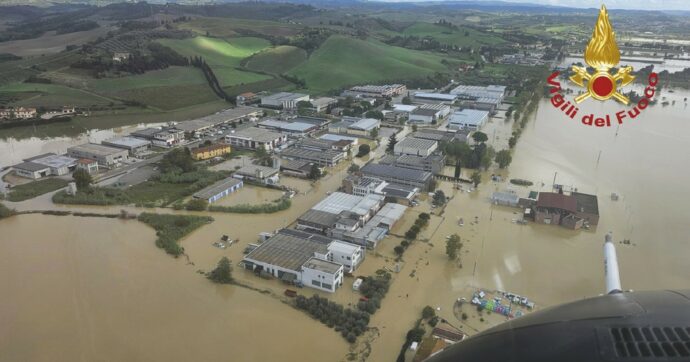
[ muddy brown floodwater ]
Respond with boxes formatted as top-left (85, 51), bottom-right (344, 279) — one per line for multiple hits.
top-left (1, 87), bottom-right (689, 362)
top-left (0, 215), bottom-right (348, 362)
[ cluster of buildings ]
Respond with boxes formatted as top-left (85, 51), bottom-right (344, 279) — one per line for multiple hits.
top-left (242, 229), bottom-right (364, 293)
top-left (450, 85), bottom-right (506, 113)
top-left (341, 84), bottom-right (407, 99)
top-left (328, 117), bottom-right (381, 138)
top-left (0, 107), bottom-right (37, 120)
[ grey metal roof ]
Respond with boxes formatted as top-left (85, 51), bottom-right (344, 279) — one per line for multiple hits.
top-left (262, 92), bottom-right (309, 102)
top-left (281, 147), bottom-right (342, 162)
top-left (449, 109), bottom-right (489, 127)
top-left (298, 209), bottom-right (340, 228)
top-left (30, 154), bottom-right (77, 169)
top-left (243, 231), bottom-right (329, 272)
top-left (235, 165), bottom-right (279, 177)
top-left (13, 161), bottom-right (50, 172)
top-left (230, 127), bottom-right (285, 143)
top-left (68, 143), bottom-right (128, 157)
top-left (193, 178), bottom-right (243, 200)
top-left (414, 92), bottom-right (457, 101)
top-left (411, 108), bottom-right (439, 117)
top-left (102, 136), bottom-right (151, 149)
top-left (259, 119), bottom-right (316, 132)
top-left (396, 137), bottom-right (437, 150)
top-left (348, 118), bottom-right (380, 131)
top-left (361, 163), bottom-right (432, 183)
top-left (24, 153), bottom-right (56, 162)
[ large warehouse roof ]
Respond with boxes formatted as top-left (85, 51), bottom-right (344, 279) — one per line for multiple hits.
top-left (361, 163), bottom-right (432, 183)
top-left (243, 230), bottom-right (330, 272)
top-left (311, 192), bottom-right (383, 217)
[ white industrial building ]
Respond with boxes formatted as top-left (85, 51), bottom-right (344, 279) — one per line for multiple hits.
top-left (257, 119), bottom-right (318, 136)
top-left (413, 92), bottom-right (457, 103)
top-left (327, 241), bottom-right (364, 273)
top-left (311, 192), bottom-right (384, 224)
top-left (12, 153), bottom-right (78, 179)
top-left (131, 128), bottom-right (185, 148)
top-left (233, 165), bottom-right (280, 185)
top-left (67, 144), bottom-right (129, 167)
top-left (192, 178), bottom-right (243, 203)
top-left (448, 109), bottom-right (490, 131)
top-left (225, 127), bottom-right (287, 152)
top-left (394, 137), bottom-right (438, 157)
top-left (102, 137), bottom-right (151, 156)
top-left (336, 203), bottom-right (407, 248)
top-left (260, 92), bottom-right (310, 110)
top-left (328, 117), bottom-right (380, 137)
top-left (242, 229), bottom-right (351, 293)
top-left (408, 103), bottom-right (451, 124)
top-left (450, 85), bottom-right (506, 101)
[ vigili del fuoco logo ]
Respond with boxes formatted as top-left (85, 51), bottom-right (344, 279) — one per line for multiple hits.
top-left (546, 5), bottom-right (658, 127)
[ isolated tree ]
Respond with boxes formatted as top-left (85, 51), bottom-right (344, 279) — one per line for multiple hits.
top-left (72, 168), bottom-right (92, 189)
top-left (470, 171), bottom-right (481, 188)
top-left (495, 150), bottom-right (513, 169)
top-left (446, 234), bottom-right (462, 260)
top-left (386, 133), bottom-right (398, 153)
top-left (411, 124), bottom-right (418, 132)
top-left (481, 146), bottom-right (495, 170)
top-left (356, 144), bottom-right (370, 157)
top-left (422, 306), bottom-right (436, 319)
top-left (309, 164), bottom-right (322, 180)
top-left (472, 131), bottom-right (488, 143)
top-left (348, 164), bottom-right (360, 173)
top-left (433, 190), bottom-right (447, 206)
top-left (394, 245), bottom-right (405, 256)
top-left (208, 257), bottom-right (233, 284)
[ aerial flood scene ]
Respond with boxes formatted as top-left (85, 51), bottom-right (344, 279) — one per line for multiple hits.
top-left (1, 1), bottom-right (689, 361)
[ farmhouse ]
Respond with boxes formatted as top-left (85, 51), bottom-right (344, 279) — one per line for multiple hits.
top-left (448, 109), bottom-right (490, 131)
top-left (532, 192), bottom-right (599, 229)
top-left (394, 137), bottom-right (438, 157)
top-left (192, 178), bottom-right (243, 203)
top-left (102, 137), bottom-right (151, 156)
top-left (242, 229), bottom-right (348, 293)
top-left (67, 144), bottom-right (129, 167)
top-left (260, 92), bottom-right (310, 110)
top-left (190, 144), bottom-right (231, 161)
top-left (225, 127), bottom-right (287, 152)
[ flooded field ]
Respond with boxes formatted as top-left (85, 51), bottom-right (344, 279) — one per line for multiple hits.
top-left (1, 87), bottom-right (689, 361)
top-left (0, 215), bottom-right (348, 362)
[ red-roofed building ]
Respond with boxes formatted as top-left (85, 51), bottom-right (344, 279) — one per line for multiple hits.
top-left (533, 191), bottom-right (599, 229)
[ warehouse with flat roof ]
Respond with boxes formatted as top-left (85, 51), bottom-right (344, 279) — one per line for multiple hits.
top-left (226, 127), bottom-right (287, 152)
top-left (394, 137), bottom-right (438, 157)
top-left (102, 136), bottom-right (151, 156)
top-left (448, 109), bottom-right (490, 131)
top-left (361, 163), bottom-right (433, 190)
top-left (193, 178), bottom-right (243, 203)
top-left (67, 143), bottom-right (129, 167)
top-left (260, 92), bottom-right (310, 110)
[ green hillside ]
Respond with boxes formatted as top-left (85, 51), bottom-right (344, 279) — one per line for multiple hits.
top-left (245, 46), bottom-right (308, 74)
top-left (157, 36), bottom-right (272, 87)
top-left (288, 35), bottom-right (450, 93)
top-left (401, 23), bottom-right (506, 47)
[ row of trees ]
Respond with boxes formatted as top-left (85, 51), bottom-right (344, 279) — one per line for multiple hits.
top-left (190, 56), bottom-right (233, 103)
top-left (295, 294), bottom-right (370, 343)
top-left (394, 213), bottom-right (430, 257)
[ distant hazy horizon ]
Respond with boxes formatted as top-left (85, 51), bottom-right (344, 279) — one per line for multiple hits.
top-left (373, 0), bottom-right (690, 11)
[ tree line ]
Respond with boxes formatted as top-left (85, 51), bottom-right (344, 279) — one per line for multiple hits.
top-left (190, 56), bottom-right (234, 103)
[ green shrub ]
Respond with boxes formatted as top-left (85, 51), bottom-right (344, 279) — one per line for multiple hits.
top-left (208, 198), bottom-right (291, 214)
top-left (0, 202), bottom-right (13, 219)
top-left (137, 213), bottom-right (213, 256)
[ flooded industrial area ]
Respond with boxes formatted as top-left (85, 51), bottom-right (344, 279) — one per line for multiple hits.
top-left (1, 86), bottom-right (689, 361)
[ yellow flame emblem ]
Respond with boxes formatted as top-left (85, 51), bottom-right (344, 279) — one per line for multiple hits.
top-left (569, 5), bottom-right (635, 104)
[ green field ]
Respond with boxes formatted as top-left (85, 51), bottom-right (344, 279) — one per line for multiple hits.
top-left (244, 45), bottom-right (307, 74)
top-left (0, 83), bottom-right (115, 107)
top-left (288, 35), bottom-right (450, 93)
top-left (401, 23), bottom-right (506, 47)
top-left (6, 178), bottom-right (69, 202)
top-left (157, 36), bottom-right (272, 87)
top-left (178, 17), bottom-right (303, 39)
